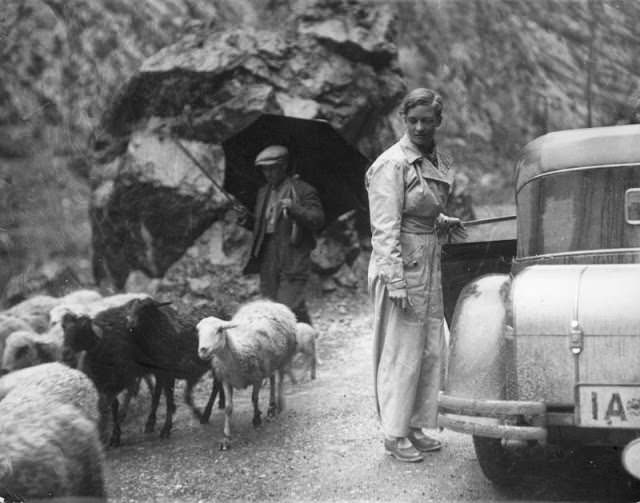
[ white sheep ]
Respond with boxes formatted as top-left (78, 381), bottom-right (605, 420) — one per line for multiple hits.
top-left (4, 294), bottom-right (59, 321)
top-left (196, 299), bottom-right (297, 450)
top-left (282, 322), bottom-right (320, 384)
top-left (0, 316), bottom-right (33, 363)
top-left (3, 290), bottom-right (100, 335)
top-left (1, 329), bottom-right (63, 373)
top-left (60, 288), bottom-right (103, 305)
top-left (48, 292), bottom-right (150, 327)
top-left (0, 362), bottom-right (105, 499)
top-left (0, 362), bottom-right (100, 423)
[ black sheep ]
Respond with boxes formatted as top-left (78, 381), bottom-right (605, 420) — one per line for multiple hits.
top-left (125, 297), bottom-right (225, 425)
top-left (60, 303), bottom-right (171, 447)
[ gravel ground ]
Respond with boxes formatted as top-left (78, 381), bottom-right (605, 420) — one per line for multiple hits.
top-left (102, 287), bottom-right (640, 503)
top-left (103, 287), bottom-right (480, 503)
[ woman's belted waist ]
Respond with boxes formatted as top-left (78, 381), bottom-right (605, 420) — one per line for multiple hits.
top-left (401, 217), bottom-right (436, 234)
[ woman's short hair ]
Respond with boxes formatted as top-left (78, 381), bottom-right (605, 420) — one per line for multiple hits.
top-left (399, 88), bottom-right (443, 120)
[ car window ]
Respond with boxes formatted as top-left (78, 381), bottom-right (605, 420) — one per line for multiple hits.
top-left (517, 165), bottom-right (640, 256)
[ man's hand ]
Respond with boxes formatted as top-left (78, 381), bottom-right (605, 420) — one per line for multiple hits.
top-left (280, 197), bottom-right (293, 218)
top-left (280, 197), bottom-right (293, 210)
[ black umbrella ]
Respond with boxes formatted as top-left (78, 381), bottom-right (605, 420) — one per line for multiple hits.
top-left (222, 114), bottom-right (370, 228)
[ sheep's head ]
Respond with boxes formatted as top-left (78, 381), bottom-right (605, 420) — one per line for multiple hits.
top-left (61, 313), bottom-right (100, 352)
top-left (49, 304), bottom-right (76, 327)
top-left (125, 298), bottom-right (172, 332)
top-left (196, 317), bottom-right (236, 360)
top-left (1, 330), bottom-right (54, 373)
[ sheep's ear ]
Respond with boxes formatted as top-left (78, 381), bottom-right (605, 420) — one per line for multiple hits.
top-left (91, 321), bottom-right (104, 339)
top-left (154, 301), bottom-right (172, 307)
top-left (220, 321), bottom-right (238, 330)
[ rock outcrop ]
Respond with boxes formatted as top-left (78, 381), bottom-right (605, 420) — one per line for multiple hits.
top-left (89, 0), bottom-right (404, 288)
top-left (2, 0), bottom-right (639, 297)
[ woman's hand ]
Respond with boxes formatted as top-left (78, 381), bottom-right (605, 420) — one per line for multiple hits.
top-left (437, 215), bottom-right (467, 241)
top-left (388, 289), bottom-right (411, 311)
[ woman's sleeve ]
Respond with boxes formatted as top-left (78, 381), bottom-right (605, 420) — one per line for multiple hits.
top-left (367, 158), bottom-right (406, 292)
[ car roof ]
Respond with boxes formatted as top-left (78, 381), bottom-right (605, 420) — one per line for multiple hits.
top-left (515, 124), bottom-right (640, 193)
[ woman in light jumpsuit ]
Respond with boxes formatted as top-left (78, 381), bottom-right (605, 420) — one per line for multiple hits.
top-left (366, 88), bottom-right (464, 462)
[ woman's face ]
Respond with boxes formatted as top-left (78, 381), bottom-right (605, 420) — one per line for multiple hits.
top-left (404, 104), bottom-right (441, 150)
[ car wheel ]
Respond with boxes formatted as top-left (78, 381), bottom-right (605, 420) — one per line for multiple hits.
top-left (472, 436), bottom-right (522, 486)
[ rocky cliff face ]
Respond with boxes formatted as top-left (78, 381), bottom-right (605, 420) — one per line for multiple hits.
top-left (397, 0), bottom-right (640, 201)
top-left (0, 0), bottom-right (253, 295)
top-left (1, 0), bottom-right (639, 296)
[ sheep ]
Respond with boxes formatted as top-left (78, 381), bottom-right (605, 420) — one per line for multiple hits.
top-left (0, 316), bottom-right (33, 364)
top-left (47, 292), bottom-right (154, 420)
top-left (4, 294), bottom-right (59, 321)
top-left (1, 329), bottom-right (62, 374)
top-left (0, 362), bottom-right (105, 500)
top-left (61, 302), bottom-right (163, 447)
top-left (49, 292), bottom-right (150, 327)
top-left (196, 299), bottom-right (297, 450)
top-left (0, 362), bottom-right (100, 423)
top-left (1, 309), bottom-right (49, 336)
top-left (60, 288), bottom-right (103, 306)
top-left (0, 321), bottom-right (149, 423)
top-left (125, 297), bottom-right (226, 427)
top-left (8, 312), bottom-right (49, 333)
top-left (282, 322), bottom-right (320, 384)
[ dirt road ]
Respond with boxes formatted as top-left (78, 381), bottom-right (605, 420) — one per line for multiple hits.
top-left (103, 288), bottom-right (638, 502)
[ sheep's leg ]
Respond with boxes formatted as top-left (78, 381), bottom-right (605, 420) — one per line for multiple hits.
top-left (145, 374), bottom-right (163, 433)
top-left (143, 374), bottom-right (155, 394)
top-left (159, 375), bottom-right (176, 439)
top-left (184, 377), bottom-right (203, 422)
top-left (267, 374), bottom-right (278, 418)
top-left (110, 397), bottom-right (122, 447)
top-left (251, 382), bottom-right (262, 428)
top-left (202, 376), bottom-right (225, 424)
top-left (119, 378), bottom-right (140, 422)
top-left (97, 393), bottom-right (112, 446)
top-left (276, 370), bottom-right (285, 413)
top-left (284, 366), bottom-right (297, 385)
top-left (216, 376), bottom-right (226, 410)
top-left (310, 341), bottom-right (317, 380)
top-left (220, 382), bottom-right (233, 450)
top-left (119, 389), bottom-right (133, 422)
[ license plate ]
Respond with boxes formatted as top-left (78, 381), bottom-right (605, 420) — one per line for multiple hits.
top-left (577, 385), bottom-right (640, 428)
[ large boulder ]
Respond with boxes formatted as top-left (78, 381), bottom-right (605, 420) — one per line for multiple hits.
top-left (90, 126), bottom-right (230, 289)
top-left (90, 0), bottom-right (405, 289)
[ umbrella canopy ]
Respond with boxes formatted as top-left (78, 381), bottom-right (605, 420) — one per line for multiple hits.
top-left (222, 114), bottom-right (370, 228)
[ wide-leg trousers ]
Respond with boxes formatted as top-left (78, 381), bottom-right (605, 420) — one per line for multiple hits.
top-left (371, 276), bottom-right (444, 438)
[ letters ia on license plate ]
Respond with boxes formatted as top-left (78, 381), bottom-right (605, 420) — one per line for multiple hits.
top-left (578, 385), bottom-right (640, 428)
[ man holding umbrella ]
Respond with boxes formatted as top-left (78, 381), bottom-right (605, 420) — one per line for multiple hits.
top-left (243, 144), bottom-right (325, 325)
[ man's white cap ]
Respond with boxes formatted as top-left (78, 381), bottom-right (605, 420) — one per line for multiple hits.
top-left (254, 145), bottom-right (289, 167)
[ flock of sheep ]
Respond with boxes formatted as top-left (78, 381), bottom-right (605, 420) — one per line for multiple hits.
top-left (0, 288), bottom-right (319, 501)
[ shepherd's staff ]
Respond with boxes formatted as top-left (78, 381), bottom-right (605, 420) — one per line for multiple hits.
top-left (171, 137), bottom-right (253, 219)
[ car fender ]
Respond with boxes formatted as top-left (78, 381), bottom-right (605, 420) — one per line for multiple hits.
top-left (445, 273), bottom-right (512, 400)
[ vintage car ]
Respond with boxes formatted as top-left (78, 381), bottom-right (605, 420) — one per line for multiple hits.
top-left (438, 124), bottom-right (640, 485)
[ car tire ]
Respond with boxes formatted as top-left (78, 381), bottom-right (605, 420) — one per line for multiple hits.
top-left (472, 436), bottom-right (522, 486)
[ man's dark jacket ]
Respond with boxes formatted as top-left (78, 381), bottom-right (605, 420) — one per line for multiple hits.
top-left (243, 177), bottom-right (325, 278)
